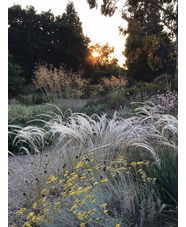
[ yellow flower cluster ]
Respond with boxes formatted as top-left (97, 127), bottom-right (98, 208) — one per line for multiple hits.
top-left (103, 209), bottom-right (108, 213)
top-left (26, 212), bottom-right (34, 220)
top-left (16, 207), bottom-right (26, 216)
top-left (70, 204), bottom-right (78, 211)
top-left (19, 152), bottom-right (153, 227)
top-left (100, 203), bottom-right (107, 208)
top-left (147, 177), bottom-right (152, 182)
top-left (75, 160), bottom-right (85, 169)
top-left (32, 202), bottom-right (37, 209)
top-left (22, 222), bottom-right (31, 227)
top-left (41, 189), bottom-right (49, 195)
top-left (46, 175), bottom-right (58, 184)
top-left (80, 222), bottom-right (86, 227)
top-left (131, 161), bottom-right (149, 167)
top-left (100, 178), bottom-right (108, 183)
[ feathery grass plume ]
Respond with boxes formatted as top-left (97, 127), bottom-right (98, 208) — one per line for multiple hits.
top-left (12, 125), bottom-right (46, 154)
top-left (132, 101), bottom-right (178, 149)
top-left (101, 75), bottom-right (128, 92)
top-left (43, 110), bottom-right (162, 165)
top-left (33, 64), bottom-right (86, 100)
top-left (10, 102), bottom-right (170, 163)
top-left (9, 101), bottom-right (177, 166)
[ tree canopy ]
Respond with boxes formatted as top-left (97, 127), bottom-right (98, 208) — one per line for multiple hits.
top-left (8, 2), bottom-right (91, 83)
top-left (88, 43), bottom-right (118, 67)
top-left (86, 0), bottom-right (178, 82)
top-left (86, 43), bottom-right (124, 83)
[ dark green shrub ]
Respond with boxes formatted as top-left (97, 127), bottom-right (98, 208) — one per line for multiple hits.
top-left (8, 52), bottom-right (25, 98)
top-left (83, 84), bottom-right (105, 98)
top-left (124, 83), bottom-right (165, 102)
top-left (18, 93), bottom-right (47, 105)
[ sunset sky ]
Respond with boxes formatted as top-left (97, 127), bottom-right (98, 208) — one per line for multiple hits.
top-left (8, 0), bottom-right (128, 66)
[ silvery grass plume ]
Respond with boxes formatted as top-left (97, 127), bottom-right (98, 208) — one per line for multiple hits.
top-left (12, 125), bottom-right (46, 154)
top-left (9, 101), bottom-right (178, 168)
top-left (133, 101), bottom-right (178, 149)
top-left (44, 102), bottom-right (177, 167)
top-left (39, 109), bottom-right (160, 164)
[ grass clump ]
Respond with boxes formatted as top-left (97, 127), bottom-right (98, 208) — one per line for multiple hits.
top-left (9, 100), bottom-right (178, 226)
top-left (33, 64), bottom-right (87, 100)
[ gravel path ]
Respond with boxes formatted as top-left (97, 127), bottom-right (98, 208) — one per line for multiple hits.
top-left (8, 149), bottom-right (64, 227)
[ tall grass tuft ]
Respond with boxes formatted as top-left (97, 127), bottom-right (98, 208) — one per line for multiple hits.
top-left (33, 64), bottom-right (87, 100)
top-left (101, 75), bottom-right (128, 93)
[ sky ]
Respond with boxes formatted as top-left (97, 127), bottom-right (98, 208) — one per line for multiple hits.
top-left (8, 0), bottom-right (128, 66)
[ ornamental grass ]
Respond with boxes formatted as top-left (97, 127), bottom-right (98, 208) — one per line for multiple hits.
top-left (9, 100), bottom-right (177, 226)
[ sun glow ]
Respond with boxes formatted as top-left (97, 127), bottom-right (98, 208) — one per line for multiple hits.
top-left (92, 51), bottom-right (100, 57)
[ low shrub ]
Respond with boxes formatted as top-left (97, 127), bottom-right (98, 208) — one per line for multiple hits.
top-left (83, 82), bottom-right (165, 115)
top-left (150, 91), bottom-right (178, 116)
top-left (83, 84), bottom-right (105, 98)
top-left (8, 104), bottom-right (50, 126)
top-left (18, 93), bottom-right (48, 105)
top-left (124, 83), bottom-right (165, 101)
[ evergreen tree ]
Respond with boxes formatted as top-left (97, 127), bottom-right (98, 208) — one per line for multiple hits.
top-left (54, 2), bottom-right (90, 71)
top-left (8, 52), bottom-right (25, 97)
top-left (122, 1), bottom-right (173, 81)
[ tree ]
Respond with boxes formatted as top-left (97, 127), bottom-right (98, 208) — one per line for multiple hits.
top-left (87, 43), bottom-right (126, 83)
top-left (8, 5), bottom-right (45, 83)
top-left (88, 42), bottom-right (118, 67)
top-left (8, 3), bottom-right (91, 84)
top-left (86, 0), bottom-right (178, 81)
top-left (86, 0), bottom-right (178, 36)
top-left (51, 2), bottom-right (91, 71)
top-left (121, 0), bottom-right (177, 81)
top-left (121, 1), bottom-right (176, 81)
top-left (8, 52), bottom-right (25, 97)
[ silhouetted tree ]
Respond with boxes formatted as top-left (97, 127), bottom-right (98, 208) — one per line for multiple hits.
top-left (87, 43), bottom-right (125, 83)
top-left (8, 52), bottom-right (25, 97)
top-left (8, 3), bottom-right (91, 83)
top-left (52, 2), bottom-right (91, 70)
top-left (86, 0), bottom-right (178, 82)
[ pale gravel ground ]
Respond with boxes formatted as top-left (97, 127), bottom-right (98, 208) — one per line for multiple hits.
top-left (8, 148), bottom-right (65, 227)
top-left (8, 154), bottom-right (32, 227)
